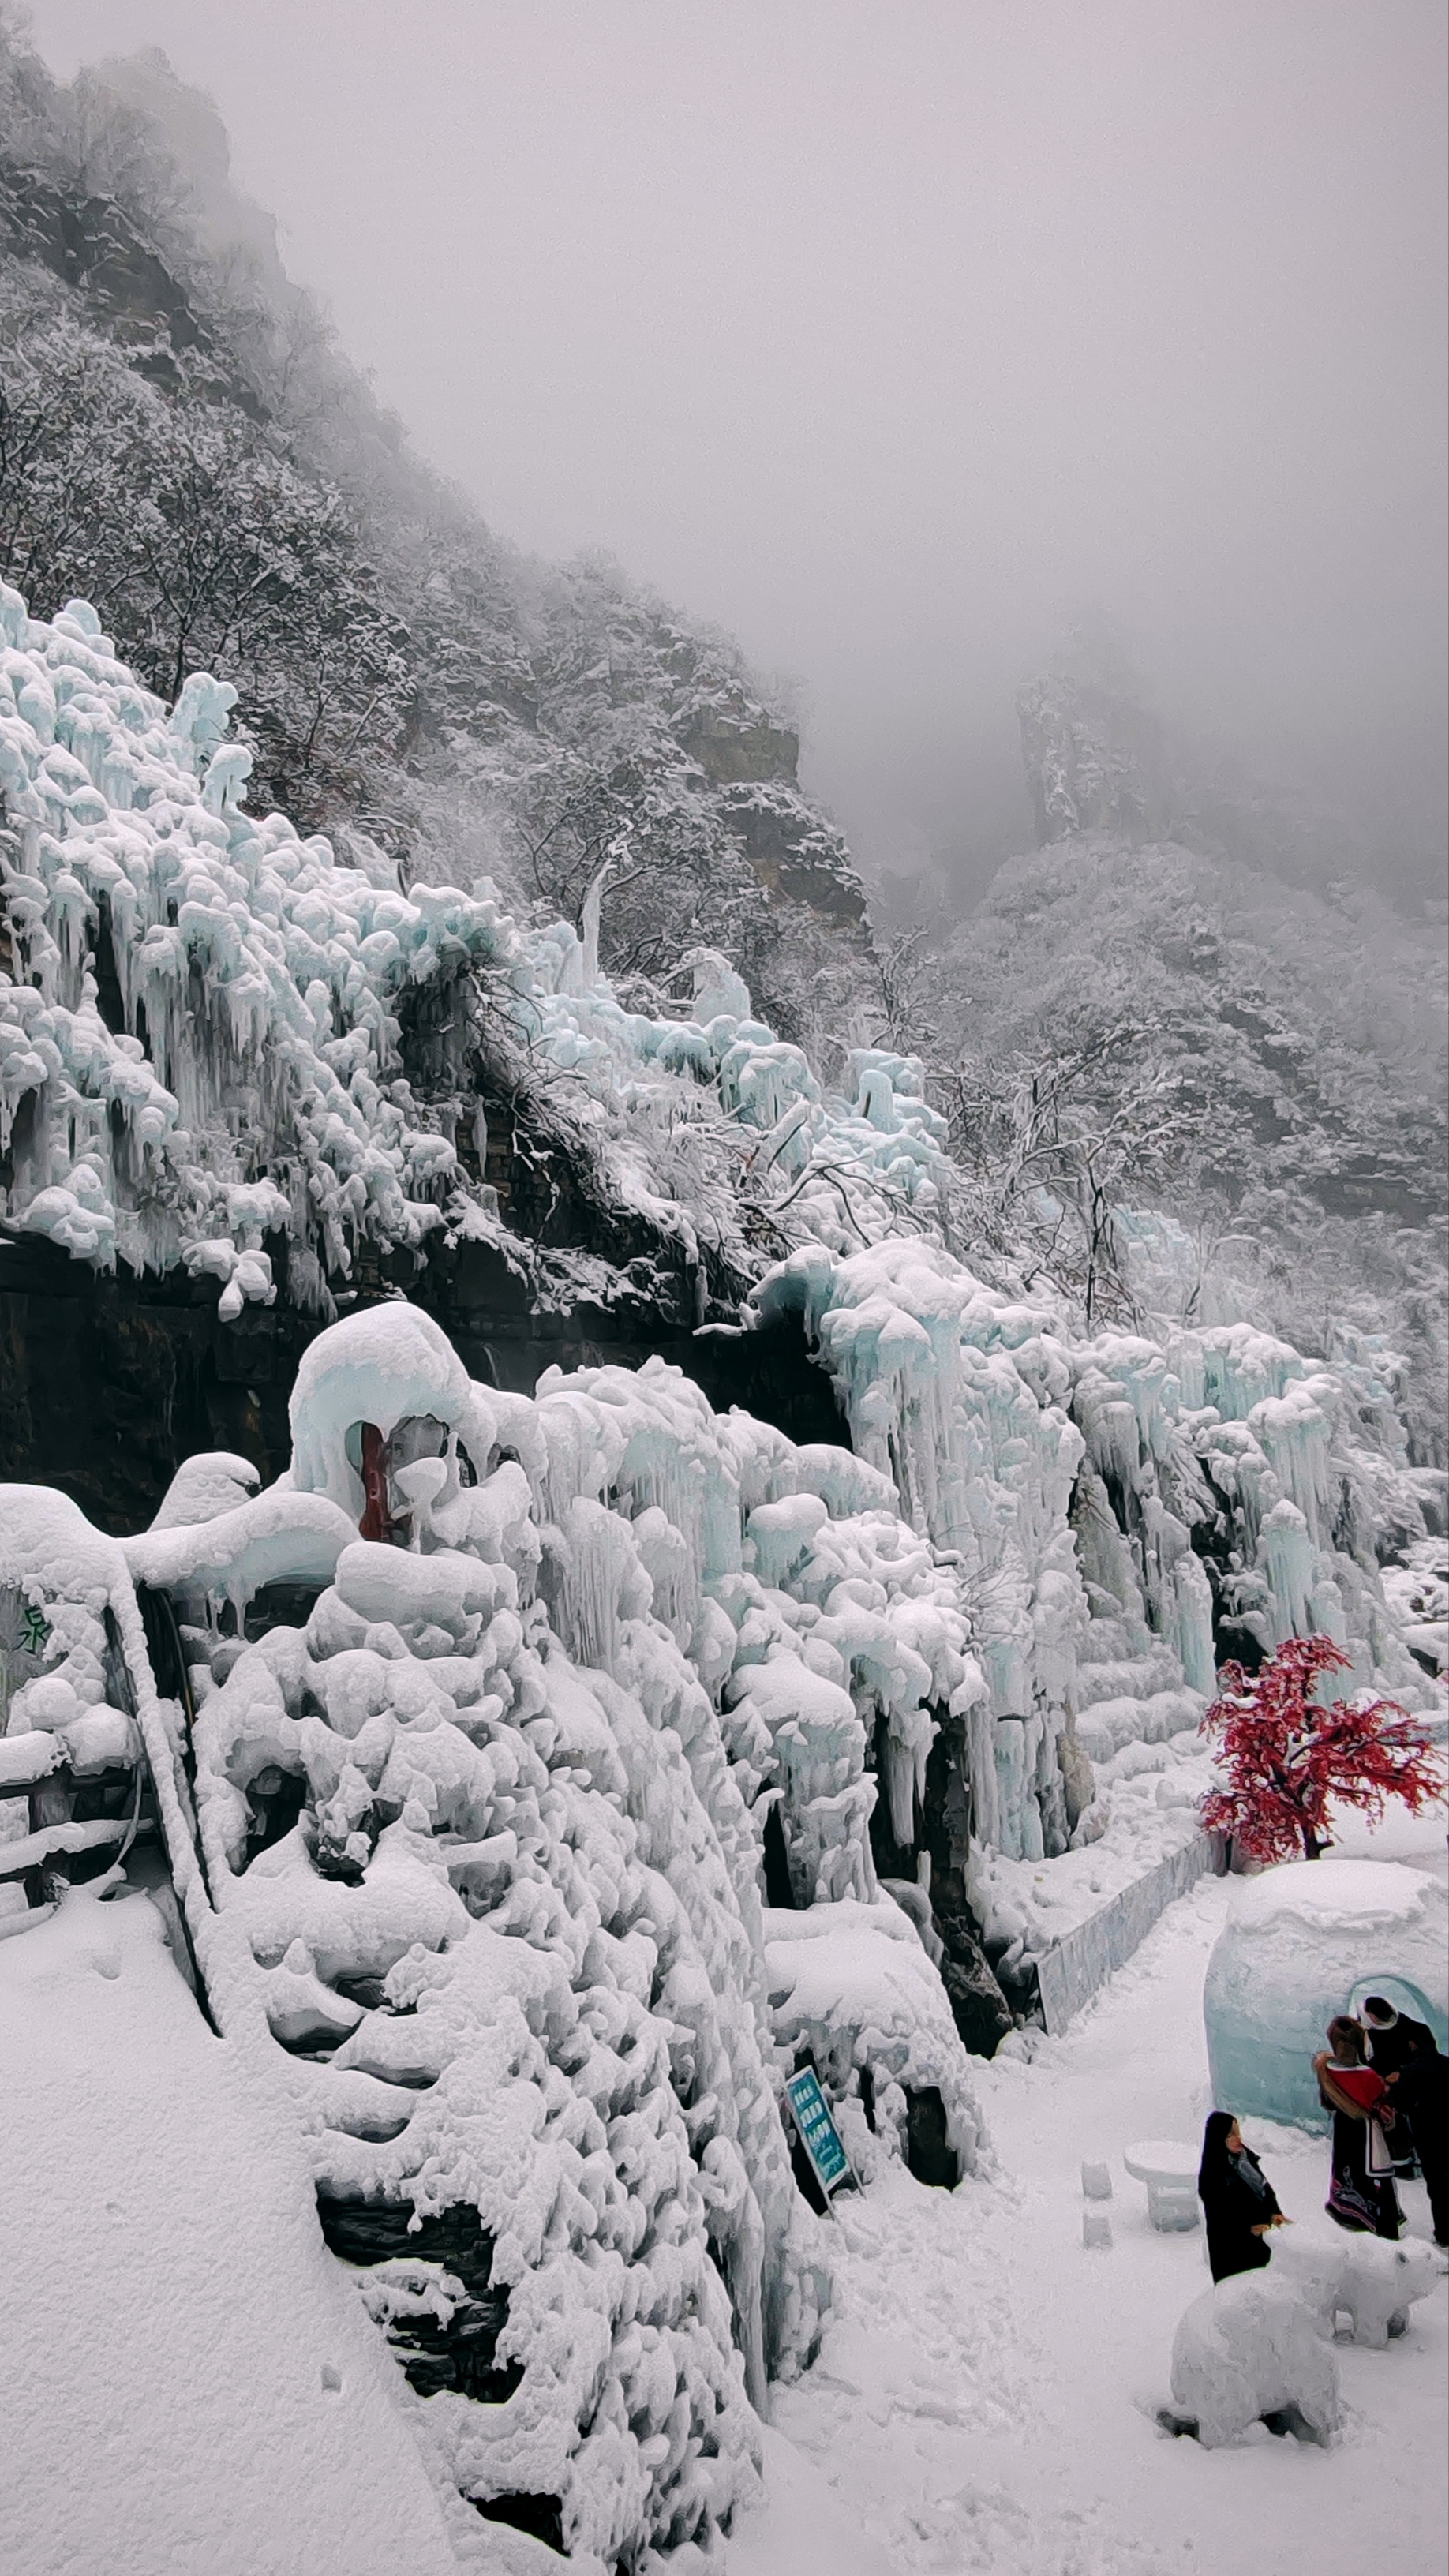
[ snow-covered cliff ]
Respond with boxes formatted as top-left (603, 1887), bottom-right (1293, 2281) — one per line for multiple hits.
top-left (2, 591), bottom-right (1443, 2561)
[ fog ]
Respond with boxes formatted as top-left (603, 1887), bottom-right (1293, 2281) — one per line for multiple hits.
top-left (26, 0), bottom-right (1449, 904)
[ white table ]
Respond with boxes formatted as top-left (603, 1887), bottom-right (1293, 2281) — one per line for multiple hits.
top-left (1123, 2138), bottom-right (1200, 2231)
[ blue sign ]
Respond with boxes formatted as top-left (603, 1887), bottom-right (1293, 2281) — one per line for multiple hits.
top-left (785, 2068), bottom-right (853, 2197)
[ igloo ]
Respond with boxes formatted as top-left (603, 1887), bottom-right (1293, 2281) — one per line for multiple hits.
top-left (1203, 1859), bottom-right (1448, 2131)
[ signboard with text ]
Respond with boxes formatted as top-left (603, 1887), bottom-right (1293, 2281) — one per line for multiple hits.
top-left (784, 2067), bottom-right (855, 2202)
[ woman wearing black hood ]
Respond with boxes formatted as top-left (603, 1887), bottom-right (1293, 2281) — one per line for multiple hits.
top-left (1197, 2113), bottom-right (1288, 2283)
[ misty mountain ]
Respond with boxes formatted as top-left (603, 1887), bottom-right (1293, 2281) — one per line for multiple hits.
top-left (902, 663), bottom-right (1447, 1455)
top-left (0, 23), bottom-right (1443, 1457)
top-left (0, 28), bottom-right (872, 1054)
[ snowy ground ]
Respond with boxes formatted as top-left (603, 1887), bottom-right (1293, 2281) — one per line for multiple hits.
top-left (3, 1814), bottom-right (1443, 2575)
top-left (0, 1890), bottom-right (474, 2576)
top-left (736, 1807), bottom-right (1448, 2576)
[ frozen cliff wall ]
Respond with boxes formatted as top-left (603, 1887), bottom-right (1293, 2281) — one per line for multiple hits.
top-left (751, 1240), bottom-right (1440, 1866)
top-left (0, 591), bottom-right (505, 1305)
top-left (0, 584), bottom-right (933, 1324)
top-left (1, 583), bottom-right (1439, 1853)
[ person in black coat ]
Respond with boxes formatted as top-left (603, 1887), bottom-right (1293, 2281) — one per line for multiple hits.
top-left (1391, 2027), bottom-right (1448, 2248)
top-left (1361, 1997), bottom-right (1433, 2080)
top-left (1197, 2112), bottom-right (1288, 2283)
top-left (1362, 1996), bottom-right (1436, 2178)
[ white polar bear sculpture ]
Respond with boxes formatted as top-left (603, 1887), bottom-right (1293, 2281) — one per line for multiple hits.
top-left (1170, 2274), bottom-right (1340, 2448)
top-left (1271, 2232), bottom-right (1440, 2350)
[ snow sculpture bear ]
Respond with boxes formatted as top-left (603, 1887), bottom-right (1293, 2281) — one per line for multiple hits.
top-left (1170, 2274), bottom-right (1340, 2448)
top-left (1271, 2232), bottom-right (1440, 2349)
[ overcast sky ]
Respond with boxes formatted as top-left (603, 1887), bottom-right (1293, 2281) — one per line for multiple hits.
top-left (25, 0), bottom-right (1449, 898)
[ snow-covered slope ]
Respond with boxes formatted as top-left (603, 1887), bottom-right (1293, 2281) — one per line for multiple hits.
top-left (0, 1888), bottom-right (470, 2576)
top-left (0, 1297), bottom-right (999, 2561)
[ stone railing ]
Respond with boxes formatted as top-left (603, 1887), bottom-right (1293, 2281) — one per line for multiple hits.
top-left (1035, 1831), bottom-right (1226, 2034)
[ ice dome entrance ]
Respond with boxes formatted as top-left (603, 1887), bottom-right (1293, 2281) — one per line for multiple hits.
top-left (1346, 1973), bottom-right (1442, 2029)
top-left (1204, 1860), bottom-right (1449, 2131)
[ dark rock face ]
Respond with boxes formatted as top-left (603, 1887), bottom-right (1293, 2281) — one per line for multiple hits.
top-left (0, 1226), bottom-right (848, 1534)
top-left (313, 2197), bottom-right (523, 2408)
top-left (686, 1315), bottom-right (850, 1451)
top-left (717, 782), bottom-right (868, 927)
top-left (761, 1799), bottom-right (796, 1910)
top-left (0, 1230), bottom-right (301, 1534)
top-left (1187, 1458), bottom-right (1270, 1673)
top-left (931, 1934), bottom-right (1016, 2061)
top-left (904, 2086), bottom-right (960, 2190)
top-left (474, 2494), bottom-right (565, 2554)
top-left (388, 2297), bottom-right (522, 2407)
top-left (0, 163), bottom-right (261, 413)
top-left (677, 700), bottom-right (799, 788)
top-left (869, 1709), bottom-right (1014, 2060)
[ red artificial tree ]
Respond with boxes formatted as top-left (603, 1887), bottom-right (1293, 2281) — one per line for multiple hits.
top-left (1200, 1633), bottom-right (1442, 1864)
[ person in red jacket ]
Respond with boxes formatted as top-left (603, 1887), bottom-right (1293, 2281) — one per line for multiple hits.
top-left (1313, 2016), bottom-right (1402, 2239)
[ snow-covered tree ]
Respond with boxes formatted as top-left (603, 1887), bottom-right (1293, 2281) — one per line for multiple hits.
top-left (936, 1009), bottom-right (1204, 1324)
top-left (0, 294), bottom-right (410, 833)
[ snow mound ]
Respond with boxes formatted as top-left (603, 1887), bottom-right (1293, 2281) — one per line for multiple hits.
top-left (762, 1897), bottom-right (985, 2175)
top-left (1222, 1854), bottom-right (1444, 1934)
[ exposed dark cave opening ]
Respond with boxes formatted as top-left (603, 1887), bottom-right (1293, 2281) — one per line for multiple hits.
top-left (868, 1709), bottom-right (1013, 2059)
top-left (683, 1310), bottom-right (850, 1451)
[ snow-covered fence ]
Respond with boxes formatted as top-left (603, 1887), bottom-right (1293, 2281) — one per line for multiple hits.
top-left (1035, 1830), bottom-right (1225, 2033)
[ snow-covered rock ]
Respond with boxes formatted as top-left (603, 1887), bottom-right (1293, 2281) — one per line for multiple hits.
top-left (762, 1898), bottom-right (986, 2179)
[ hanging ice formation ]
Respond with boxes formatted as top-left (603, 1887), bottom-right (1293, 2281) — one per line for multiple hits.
top-left (752, 1247), bottom-right (1441, 1885)
top-left (0, 586), bottom-right (945, 1310)
top-left (1, 587), bottom-right (1440, 1826)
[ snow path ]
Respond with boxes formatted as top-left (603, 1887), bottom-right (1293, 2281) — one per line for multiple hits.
top-left (0, 1889), bottom-right (466, 2576)
top-left (735, 1821), bottom-right (1448, 2576)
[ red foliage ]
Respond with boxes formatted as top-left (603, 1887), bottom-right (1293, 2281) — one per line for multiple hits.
top-left (1199, 1633), bottom-right (1443, 1863)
